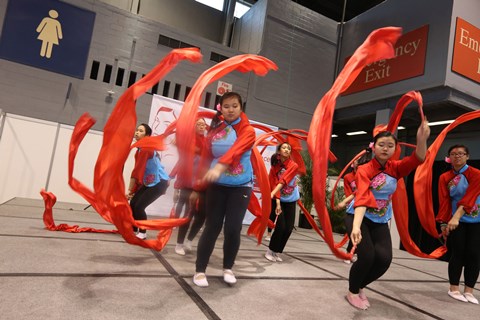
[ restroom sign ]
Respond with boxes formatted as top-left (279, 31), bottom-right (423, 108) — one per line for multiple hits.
top-left (0, 0), bottom-right (95, 79)
top-left (216, 81), bottom-right (233, 95)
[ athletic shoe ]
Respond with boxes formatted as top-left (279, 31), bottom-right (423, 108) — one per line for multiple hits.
top-left (136, 232), bottom-right (147, 240)
top-left (265, 249), bottom-right (276, 262)
top-left (448, 290), bottom-right (468, 302)
top-left (464, 293), bottom-right (479, 304)
top-left (193, 273), bottom-right (208, 287)
top-left (223, 269), bottom-right (237, 284)
top-left (175, 244), bottom-right (185, 256)
top-left (274, 252), bottom-right (283, 262)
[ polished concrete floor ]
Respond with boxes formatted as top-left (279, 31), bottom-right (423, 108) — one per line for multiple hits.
top-left (0, 197), bottom-right (478, 319)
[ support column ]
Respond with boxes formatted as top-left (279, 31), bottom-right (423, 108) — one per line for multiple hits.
top-left (222, 0), bottom-right (236, 46)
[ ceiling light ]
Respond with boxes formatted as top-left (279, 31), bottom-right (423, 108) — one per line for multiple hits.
top-left (428, 120), bottom-right (454, 126)
top-left (346, 131), bottom-right (367, 136)
top-left (331, 134), bottom-right (338, 138)
top-left (397, 126), bottom-right (405, 130)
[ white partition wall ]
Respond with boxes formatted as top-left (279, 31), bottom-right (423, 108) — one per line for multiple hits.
top-left (0, 113), bottom-right (135, 205)
top-left (0, 115), bottom-right (57, 203)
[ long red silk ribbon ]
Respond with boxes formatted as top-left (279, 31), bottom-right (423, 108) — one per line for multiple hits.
top-left (174, 54), bottom-right (278, 245)
top-left (175, 54), bottom-right (278, 194)
top-left (414, 110), bottom-right (480, 237)
top-left (41, 189), bottom-right (118, 233)
top-left (307, 27), bottom-right (403, 260)
top-left (247, 129), bottom-right (311, 243)
top-left (43, 48), bottom-right (201, 250)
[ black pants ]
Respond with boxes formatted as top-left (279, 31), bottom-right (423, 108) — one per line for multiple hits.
top-left (345, 214), bottom-right (392, 294)
top-left (195, 184), bottom-right (252, 273)
top-left (269, 199), bottom-right (296, 253)
top-left (177, 191), bottom-right (206, 244)
top-left (130, 180), bottom-right (168, 233)
top-left (174, 188), bottom-right (192, 218)
top-left (447, 222), bottom-right (480, 288)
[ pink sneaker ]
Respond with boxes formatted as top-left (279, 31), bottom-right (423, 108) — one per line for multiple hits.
top-left (346, 292), bottom-right (368, 310)
top-left (359, 289), bottom-right (370, 307)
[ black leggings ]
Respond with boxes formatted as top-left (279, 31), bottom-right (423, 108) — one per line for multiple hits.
top-left (269, 199), bottom-right (296, 253)
top-left (177, 191), bottom-right (206, 244)
top-left (195, 184), bottom-right (252, 273)
top-left (345, 214), bottom-right (392, 294)
top-left (447, 222), bottom-right (480, 288)
top-left (174, 188), bottom-right (192, 218)
top-left (130, 180), bottom-right (168, 232)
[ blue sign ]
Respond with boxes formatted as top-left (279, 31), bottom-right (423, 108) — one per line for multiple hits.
top-left (0, 0), bottom-right (96, 79)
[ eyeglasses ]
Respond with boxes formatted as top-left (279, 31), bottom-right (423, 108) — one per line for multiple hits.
top-left (449, 152), bottom-right (467, 157)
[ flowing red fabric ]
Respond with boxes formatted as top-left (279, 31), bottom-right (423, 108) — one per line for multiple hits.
top-left (174, 54), bottom-right (278, 245)
top-left (175, 55), bottom-right (278, 192)
top-left (384, 92), bottom-right (447, 258)
top-left (247, 129), bottom-right (311, 243)
top-left (41, 189), bottom-right (117, 233)
top-left (307, 27), bottom-right (402, 260)
top-left (414, 110), bottom-right (480, 237)
top-left (43, 48), bottom-right (201, 250)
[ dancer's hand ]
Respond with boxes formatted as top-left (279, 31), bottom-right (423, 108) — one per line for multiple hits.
top-left (351, 227), bottom-right (362, 245)
top-left (275, 202), bottom-right (282, 215)
top-left (447, 216), bottom-right (459, 232)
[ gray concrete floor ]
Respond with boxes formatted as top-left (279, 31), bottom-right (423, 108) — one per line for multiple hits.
top-left (0, 197), bottom-right (478, 319)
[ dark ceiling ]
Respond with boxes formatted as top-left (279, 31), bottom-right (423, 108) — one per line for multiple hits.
top-left (290, 0), bottom-right (386, 22)
top-left (245, 0), bottom-right (386, 22)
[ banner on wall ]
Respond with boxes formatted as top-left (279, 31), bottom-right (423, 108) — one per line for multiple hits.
top-left (144, 95), bottom-right (278, 225)
top-left (342, 25), bottom-right (429, 95)
top-left (452, 17), bottom-right (480, 84)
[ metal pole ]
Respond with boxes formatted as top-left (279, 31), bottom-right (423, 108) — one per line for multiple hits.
top-left (333, 0), bottom-right (348, 80)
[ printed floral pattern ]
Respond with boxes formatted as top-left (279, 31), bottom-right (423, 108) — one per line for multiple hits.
top-left (350, 181), bottom-right (356, 191)
top-left (225, 163), bottom-right (244, 176)
top-left (145, 174), bottom-right (155, 185)
top-left (466, 204), bottom-right (479, 217)
top-left (371, 173), bottom-right (387, 190)
top-left (369, 198), bottom-right (390, 217)
top-left (213, 127), bottom-right (230, 141)
top-left (447, 175), bottom-right (461, 190)
top-left (281, 185), bottom-right (294, 196)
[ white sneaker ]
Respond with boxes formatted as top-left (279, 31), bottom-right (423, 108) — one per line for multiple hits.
top-left (274, 253), bottom-right (283, 262)
top-left (265, 249), bottom-right (276, 262)
top-left (265, 233), bottom-right (271, 241)
top-left (193, 273), bottom-right (208, 287)
top-left (175, 244), bottom-right (185, 256)
top-left (223, 269), bottom-right (237, 284)
top-left (464, 293), bottom-right (479, 304)
top-left (136, 232), bottom-right (147, 240)
top-left (184, 240), bottom-right (192, 251)
top-left (448, 290), bottom-right (468, 302)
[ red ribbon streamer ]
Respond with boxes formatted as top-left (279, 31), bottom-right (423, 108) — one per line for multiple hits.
top-left (307, 27), bottom-right (403, 260)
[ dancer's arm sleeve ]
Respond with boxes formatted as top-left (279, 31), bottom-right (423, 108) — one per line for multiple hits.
top-left (353, 167), bottom-right (377, 208)
top-left (436, 174), bottom-right (452, 223)
top-left (395, 153), bottom-right (423, 178)
top-left (217, 124), bottom-right (255, 166)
